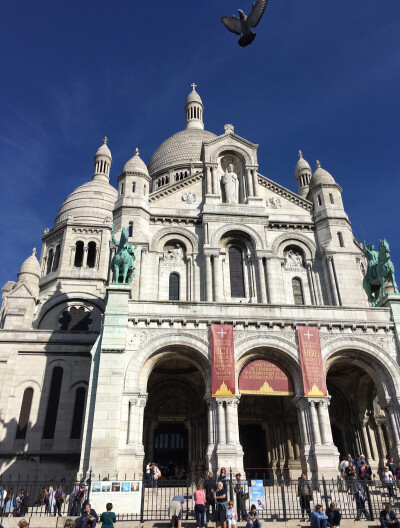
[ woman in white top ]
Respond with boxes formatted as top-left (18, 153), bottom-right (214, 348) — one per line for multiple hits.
top-left (383, 465), bottom-right (396, 500)
top-left (227, 500), bottom-right (238, 527)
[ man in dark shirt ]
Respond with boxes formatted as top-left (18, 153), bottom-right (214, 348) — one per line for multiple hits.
top-left (214, 482), bottom-right (227, 528)
top-left (204, 472), bottom-right (216, 522)
top-left (327, 502), bottom-right (341, 528)
top-left (234, 473), bottom-right (248, 521)
top-left (80, 503), bottom-right (98, 528)
top-left (380, 504), bottom-right (400, 528)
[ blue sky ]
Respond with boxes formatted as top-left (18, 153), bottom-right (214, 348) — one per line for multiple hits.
top-left (1, 0), bottom-right (399, 289)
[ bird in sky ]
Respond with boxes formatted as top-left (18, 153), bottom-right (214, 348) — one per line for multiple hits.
top-left (221, 0), bottom-right (269, 47)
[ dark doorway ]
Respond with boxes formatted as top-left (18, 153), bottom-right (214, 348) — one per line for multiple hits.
top-left (239, 423), bottom-right (266, 478)
top-left (154, 423), bottom-right (188, 472)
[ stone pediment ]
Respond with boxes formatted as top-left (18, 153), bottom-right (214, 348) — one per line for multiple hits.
top-left (257, 173), bottom-right (313, 212)
top-left (202, 129), bottom-right (258, 165)
top-left (7, 282), bottom-right (35, 298)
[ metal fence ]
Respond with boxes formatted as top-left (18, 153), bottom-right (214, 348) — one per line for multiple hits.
top-left (1, 474), bottom-right (399, 521)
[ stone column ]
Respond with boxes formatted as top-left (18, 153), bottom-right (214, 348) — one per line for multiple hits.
top-left (225, 397), bottom-right (240, 445)
top-left (252, 169), bottom-right (259, 197)
top-left (212, 166), bottom-right (219, 195)
top-left (206, 166), bottom-right (212, 194)
top-left (127, 396), bottom-right (138, 445)
top-left (192, 253), bottom-right (198, 301)
top-left (213, 253), bottom-right (221, 302)
top-left (265, 257), bottom-right (275, 304)
top-left (360, 417), bottom-right (372, 461)
top-left (205, 254), bottom-right (212, 302)
top-left (82, 246), bottom-right (88, 267)
top-left (216, 399), bottom-right (226, 444)
top-left (257, 256), bottom-right (267, 303)
top-left (387, 398), bottom-right (400, 449)
top-left (139, 248), bottom-right (147, 300)
top-left (205, 395), bottom-right (216, 469)
top-left (157, 255), bottom-right (163, 300)
top-left (247, 168), bottom-right (254, 197)
top-left (309, 401), bottom-right (321, 445)
top-left (286, 424), bottom-right (295, 461)
top-left (306, 263), bottom-right (316, 305)
top-left (136, 395), bottom-right (147, 448)
top-left (316, 399), bottom-right (333, 445)
top-left (327, 257), bottom-right (340, 306)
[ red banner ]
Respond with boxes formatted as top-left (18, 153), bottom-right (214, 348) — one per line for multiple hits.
top-left (239, 359), bottom-right (294, 396)
top-left (211, 324), bottom-right (235, 397)
top-left (297, 326), bottom-right (327, 397)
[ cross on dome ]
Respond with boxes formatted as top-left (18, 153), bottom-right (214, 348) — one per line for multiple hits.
top-left (135, 148), bottom-right (140, 156)
top-left (298, 150), bottom-right (303, 158)
top-left (32, 248), bottom-right (36, 256)
top-left (191, 83), bottom-right (197, 91)
top-left (103, 137), bottom-right (108, 145)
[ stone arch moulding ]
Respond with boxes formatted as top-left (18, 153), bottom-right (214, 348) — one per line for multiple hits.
top-left (11, 379), bottom-right (42, 398)
top-left (323, 338), bottom-right (400, 403)
top-left (149, 226), bottom-right (199, 253)
top-left (235, 336), bottom-right (304, 396)
top-left (125, 333), bottom-right (210, 394)
top-left (272, 232), bottom-right (316, 260)
top-left (209, 144), bottom-right (254, 166)
top-left (35, 292), bottom-right (105, 329)
top-left (210, 224), bottom-right (265, 250)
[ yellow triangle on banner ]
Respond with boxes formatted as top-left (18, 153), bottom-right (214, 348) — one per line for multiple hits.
top-left (306, 383), bottom-right (326, 397)
top-left (213, 381), bottom-right (234, 396)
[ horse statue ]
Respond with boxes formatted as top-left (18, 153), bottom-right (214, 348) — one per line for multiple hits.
top-left (110, 224), bottom-right (137, 284)
top-left (362, 238), bottom-right (398, 306)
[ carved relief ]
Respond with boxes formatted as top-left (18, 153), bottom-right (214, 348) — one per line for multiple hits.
top-left (267, 197), bottom-right (281, 208)
top-left (283, 249), bottom-right (305, 271)
top-left (163, 244), bottom-right (186, 267)
top-left (182, 192), bottom-right (197, 204)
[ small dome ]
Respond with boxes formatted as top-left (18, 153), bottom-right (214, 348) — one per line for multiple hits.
top-left (295, 150), bottom-right (311, 176)
top-left (55, 179), bottom-right (117, 225)
top-left (186, 89), bottom-right (203, 106)
top-left (310, 160), bottom-right (335, 187)
top-left (123, 148), bottom-right (149, 176)
top-left (148, 128), bottom-right (216, 176)
top-left (95, 137), bottom-right (112, 160)
top-left (18, 249), bottom-right (40, 281)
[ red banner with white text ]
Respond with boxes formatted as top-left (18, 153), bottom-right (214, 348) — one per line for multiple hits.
top-left (297, 326), bottom-right (327, 397)
top-left (211, 324), bottom-right (235, 397)
top-left (239, 359), bottom-right (295, 396)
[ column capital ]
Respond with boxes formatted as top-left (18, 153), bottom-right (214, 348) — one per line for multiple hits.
top-left (138, 394), bottom-right (148, 407)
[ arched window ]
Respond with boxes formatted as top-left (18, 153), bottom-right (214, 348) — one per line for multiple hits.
top-left (16, 388), bottom-right (33, 440)
top-left (43, 366), bottom-right (63, 439)
top-left (132, 182), bottom-right (136, 193)
top-left (169, 273), bottom-right (180, 301)
top-left (87, 242), bottom-right (96, 268)
top-left (128, 222), bottom-right (133, 238)
top-left (70, 387), bottom-right (86, 439)
top-left (74, 241), bottom-right (84, 267)
top-left (229, 246), bottom-right (245, 298)
top-left (292, 278), bottom-right (305, 305)
top-left (46, 249), bottom-right (54, 274)
top-left (329, 193), bottom-right (335, 204)
top-left (338, 232), bottom-right (345, 247)
top-left (52, 245), bottom-right (60, 272)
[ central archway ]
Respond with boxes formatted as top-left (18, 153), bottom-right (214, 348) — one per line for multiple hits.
top-left (143, 353), bottom-right (207, 478)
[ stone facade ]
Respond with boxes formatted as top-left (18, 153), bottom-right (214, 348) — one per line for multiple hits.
top-left (1, 87), bottom-right (400, 481)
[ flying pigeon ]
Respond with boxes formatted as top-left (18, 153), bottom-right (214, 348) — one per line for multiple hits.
top-left (221, 0), bottom-right (269, 47)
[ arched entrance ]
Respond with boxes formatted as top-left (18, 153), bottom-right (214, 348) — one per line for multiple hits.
top-left (238, 358), bottom-right (301, 479)
top-left (327, 357), bottom-right (393, 470)
top-left (143, 353), bottom-right (207, 477)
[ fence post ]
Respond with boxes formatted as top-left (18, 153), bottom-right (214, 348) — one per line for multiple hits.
top-left (229, 468), bottom-right (234, 502)
top-left (366, 484), bottom-right (374, 521)
top-left (140, 477), bottom-right (145, 523)
top-left (322, 478), bottom-right (329, 511)
top-left (87, 468), bottom-right (92, 504)
top-left (280, 482), bottom-right (287, 521)
top-left (186, 479), bottom-right (190, 520)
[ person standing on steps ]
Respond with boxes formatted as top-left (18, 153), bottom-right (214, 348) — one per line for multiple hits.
top-left (298, 473), bottom-right (313, 522)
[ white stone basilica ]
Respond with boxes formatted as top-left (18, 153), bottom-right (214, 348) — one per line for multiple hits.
top-left (1, 86), bottom-right (400, 481)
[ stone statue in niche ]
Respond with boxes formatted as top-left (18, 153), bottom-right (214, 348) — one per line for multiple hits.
top-left (221, 163), bottom-right (239, 204)
top-left (284, 249), bottom-right (304, 271)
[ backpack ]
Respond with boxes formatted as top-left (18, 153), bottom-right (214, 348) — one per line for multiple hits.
top-left (55, 489), bottom-right (62, 500)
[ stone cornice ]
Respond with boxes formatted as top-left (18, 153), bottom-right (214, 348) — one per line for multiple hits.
top-left (149, 172), bottom-right (203, 203)
top-left (258, 174), bottom-right (313, 211)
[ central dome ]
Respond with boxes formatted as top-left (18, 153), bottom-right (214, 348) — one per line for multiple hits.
top-left (148, 128), bottom-right (217, 176)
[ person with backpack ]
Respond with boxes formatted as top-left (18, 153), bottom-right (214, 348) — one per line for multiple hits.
top-left (353, 481), bottom-right (370, 521)
top-left (100, 502), bottom-right (117, 528)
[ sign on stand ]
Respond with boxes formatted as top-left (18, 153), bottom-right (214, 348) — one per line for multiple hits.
top-left (89, 480), bottom-right (142, 515)
top-left (250, 480), bottom-right (265, 510)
